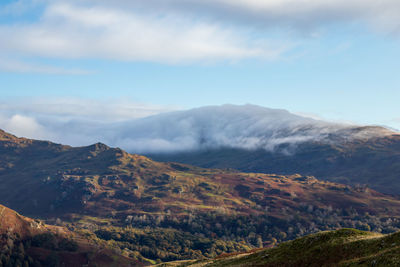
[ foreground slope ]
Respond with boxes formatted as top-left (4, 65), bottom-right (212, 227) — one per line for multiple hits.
top-left (2, 129), bottom-right (400, 262)
top-left (0, 204), bottom-right (143, 267)
top-left (164, 229), bottom-right (400, 266)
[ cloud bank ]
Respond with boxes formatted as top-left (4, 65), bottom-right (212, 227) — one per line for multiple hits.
top-left (65, 0), bottom-right (400, 34)
top-left (109, 105), bottom-right (393, 154)
top-left (0, 57), bottom-right (90, 74)
top-left (0, 1), bottom-right (287, 64)
top-left (0, 100), bottom-right (393, 154)
top-left (0, 98), bottom-right (175, 144)
top-left (2, 0), bottom-right (400, 69)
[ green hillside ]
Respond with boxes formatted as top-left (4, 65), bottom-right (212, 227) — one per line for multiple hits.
top-left (161, 228), bottom-right (400, 266)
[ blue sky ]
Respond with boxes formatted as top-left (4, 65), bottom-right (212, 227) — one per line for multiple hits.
top-left (1, 0), bottom-right (400, 131)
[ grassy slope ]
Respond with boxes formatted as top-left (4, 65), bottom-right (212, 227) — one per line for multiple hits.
top-left (162, 229), bottom-right (400, 267)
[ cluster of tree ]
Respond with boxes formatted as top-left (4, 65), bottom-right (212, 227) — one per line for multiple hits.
top-left (84, 205), bottom-right (400, 262)
top-left (30, 233), bottom-right (77, 252)
top-left (93, 227), bottom-right (249, 262)
top-left (0, 232), bottom-right (42, 267)
top-left (0, 232), bottom-right (78, 267)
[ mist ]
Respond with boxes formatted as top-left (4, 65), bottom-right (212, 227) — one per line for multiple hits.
top-left (0, 102), bottom-right (393, 154)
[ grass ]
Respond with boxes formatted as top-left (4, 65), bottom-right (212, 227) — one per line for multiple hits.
top-left (168, 229), bottom-right (400, 267)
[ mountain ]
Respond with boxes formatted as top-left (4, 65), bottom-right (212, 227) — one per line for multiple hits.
top-left (6, 104), bottom-right (399, 194)
top-left (115, 104), bottom-right (389, 154)
top-left (150, 132), bottom-right (400, 195)
top-left (166, 228), bottom-right (400, 266)
top-left (0, 204), bottom-right (143, 267)
top-left (2, 128), bottom-right (400, 263)
top-left (113, 105), bottom-right (400, 195)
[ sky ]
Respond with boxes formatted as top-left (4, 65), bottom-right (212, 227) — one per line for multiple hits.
top-left (1, 0), bottom-right (400, 136)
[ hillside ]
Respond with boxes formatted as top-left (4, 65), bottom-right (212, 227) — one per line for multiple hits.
top-left (147, 123), bottom-right (400, 195)
top-left (81, 104), bottom-right (400, 195)
top-left (151, 131), bottom-right (400, 194)
top-left (2, 129), bottom-right (400, 262)
top-left (164, 228), bottom-right (400, 266)
top-left (4, 104), bottom-right (400, 195)
top-left (0, 204), bottom-right (144, 267)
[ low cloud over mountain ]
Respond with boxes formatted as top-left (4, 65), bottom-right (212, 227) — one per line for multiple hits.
top-left (111, 104), bottom-right (393, 154)
top-left (0, 100), bottom-right (394, 154)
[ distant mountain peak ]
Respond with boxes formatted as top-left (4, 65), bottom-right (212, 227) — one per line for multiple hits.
top-left (112, 104), bottom-right (395, 154)
top-left (88, 142), bottom-right (111, 152)
top-left (1, 105), bottom-right (396, 155)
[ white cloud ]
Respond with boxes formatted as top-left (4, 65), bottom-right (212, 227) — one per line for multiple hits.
top-left (2, 0), bottom-right (398, 69)
top-left (1, 0), bottom-right (399, 69)
top-left (0, 101), bottom-right (393, 154)
top-left (0, 57), bottom-right (90, 74)
top-left (100, 0), bottom-right (400, 34)
top-left (0, 114), bottom-right (47, 140)
top-left (0, 2), bottom-right (288, 64)
top-left (0, 98), bottom-right (177, 147)
top-left (0, 98), bottom-right (175, 122)
top-left (79, 105), bottom-right (396, 154)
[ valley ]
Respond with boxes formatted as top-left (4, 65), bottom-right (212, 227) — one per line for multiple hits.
top-left (3, 0), bottom-right (399, 264)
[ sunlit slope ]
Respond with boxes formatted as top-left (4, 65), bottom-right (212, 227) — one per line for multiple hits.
top-left (0, 204), bottom-right (145, 267)
top-left (164, 229), bottom-right (400, 266)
